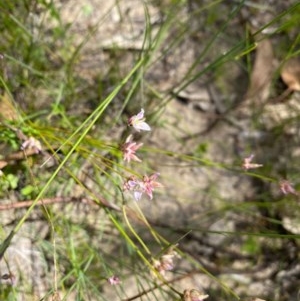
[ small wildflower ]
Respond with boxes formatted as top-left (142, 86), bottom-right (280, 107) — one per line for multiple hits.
top-left (128, 108), bottom-right (151, 132)
top-left (183, 289), bottom-right (209, 301)
top-left (123, 176), bottom-right (144, 201)
top-left (107, 275), bottom-right (121, 285)
top-left (142, 173), bottom-right (163, 200)
top-left (279, 180), bottom-right (298, 195)
top-left (123, 173), bottom-right (163, 201)
top-left (152, 246), bottom-right (180, 276)
top-left (123, 176), bottom-right (139, 191)
top-left (153, 257), bottom-right (173, 277)
top-left (21, 137), bottom-right (42, 154)
top-left (121, 135), bottom-right (143, 163)
top-left (242, 154), bottom-right (263, 170)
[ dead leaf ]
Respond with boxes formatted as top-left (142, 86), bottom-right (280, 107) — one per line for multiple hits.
top-left (281, 57), bottom-right (300, 91)
top-left (282, 216), bottom-right (300, 234)
top-left (0, 161), bottom-right (7, 169)
top-left (245, 38), bottom-right (275, 103)
top-left (236, 37), bottom-right (275, 117)
top-left (0, 92), bottom-right (19, 121)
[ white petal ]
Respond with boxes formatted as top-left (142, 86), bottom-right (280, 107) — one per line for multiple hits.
top-left (134, 122), bottom-right (151, 132)
top-left (134, 191), bottom-right (143, 201)
top-left (136, 108), bottom-right (145, 119)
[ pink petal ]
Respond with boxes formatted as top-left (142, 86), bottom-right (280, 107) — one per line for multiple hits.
top-left (136, 108), bottom-right (145, 119)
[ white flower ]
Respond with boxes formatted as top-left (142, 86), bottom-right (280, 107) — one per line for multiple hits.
top-left (128, 109), bottom-right (151, 132)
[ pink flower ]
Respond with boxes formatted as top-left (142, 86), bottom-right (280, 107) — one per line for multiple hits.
top-left (128, 109), bottom-right (151, 132)
top-left (107, 275), bottom-right (121, 285)
top-left (153, 255), bottom-right (175, 276)
top-left (123, 176), bottom-right (139, 191)
top-left (279, 180), bottom-right (298, 195)
top-left (21, 137), bottom-right (42, 154)
top-left (123, 176), bottom-right (144, 201)
top-left (152, 246), bottom-right (180, 276)
top-left (242, 154), bottom-right (263, 170)
top-left (142, 173), bottom-right (163, 200)
top-left (123, 173), bottom-right (163, 201)
top-left (121, 135), bottom-right (143, 162)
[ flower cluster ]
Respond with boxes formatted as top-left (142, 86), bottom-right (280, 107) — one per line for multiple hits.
top-left (123, 173), bottom-right (163, 201)
top-left (120, 109), bottom-right (152, 163)
top-left (242, 154), bottom-right (299, 196)
top-left (121, 109), bottom-right (162, 201)
top-left (109, 109), bottom-right (164, 285)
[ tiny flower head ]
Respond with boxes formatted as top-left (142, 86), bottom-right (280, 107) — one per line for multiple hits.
top-left (142, 173), bottom-right (163, 200)
top-left (183, 289), bottom-right (209, 301)
top-left (121, 135), bottom-right (143, 163)
top-left (123, 176), bottom-right (140, 191)
top-left (107, 275), bottom-right (121, 285)
top-left (242, 154), bottom-right (263, 170)
top-left (152, 255), bottom-right (174, 276)
top-left (152, 245), bottom-right (180, 277)
top-left (159, 254), bottom-right (175, 271)
top-left (123, 173), bottom-right (162, 201)
top-left (128, 108), bottom-right (151, 132)
top-left (152, 259), bottom-right (166, 276)
top-left (123, 176), bottom-right (144, 201)
top-left (279, 180), bottom-right (298, 196)
top-left (21, 137), bottom-right (42, 154)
